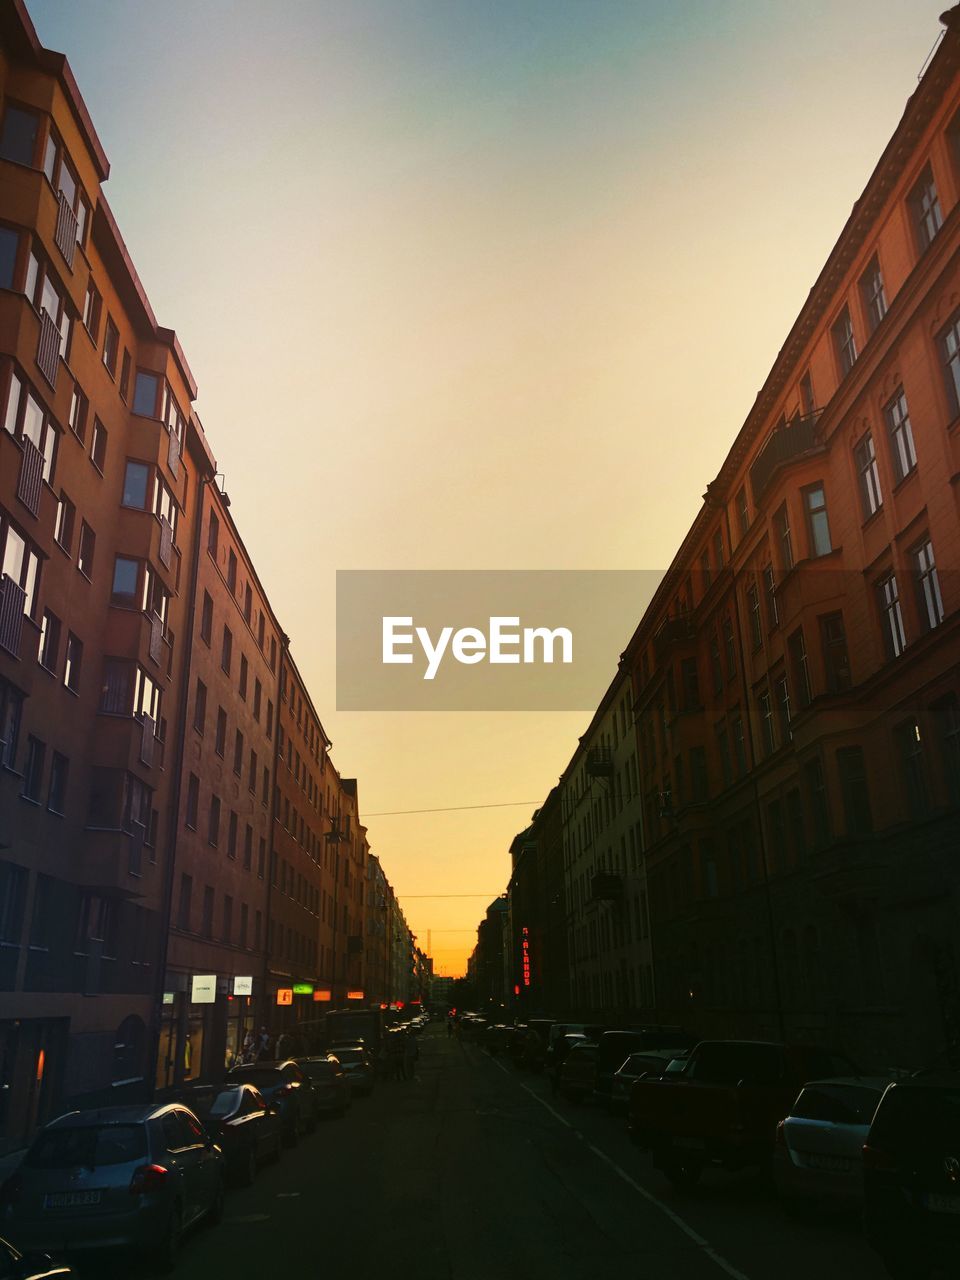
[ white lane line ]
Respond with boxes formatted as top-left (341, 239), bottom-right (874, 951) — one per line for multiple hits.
top-left (490, 1058), bottom-right (752, 1280)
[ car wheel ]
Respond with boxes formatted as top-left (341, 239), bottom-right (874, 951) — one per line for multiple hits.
top-left (208, 1177), bottom-right (225, 1225)
top-left (158, 1203), bottom-right (183, 1271)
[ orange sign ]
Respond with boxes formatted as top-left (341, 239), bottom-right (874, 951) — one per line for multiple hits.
top-left (276, 988), bottom-right (293, 1006)
top-left (347, 990), bottom-right (364, 1000)
top-left (312, 990), bottom-right (332, 1003)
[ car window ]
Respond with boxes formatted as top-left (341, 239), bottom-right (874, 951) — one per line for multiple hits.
top-left (26, 1124), bottom-right (147, 1169)
top-left (210, 1090), bottom-right (242, 1118)
top-left (793, 1084), bottom-right (883, 1125)
top-left (180, 1110), bottom-right (205, 1144)
top-left (870, 1086), bottom-right (960, 1149)
top-left (162, 1113), bottom-right (187, 1151)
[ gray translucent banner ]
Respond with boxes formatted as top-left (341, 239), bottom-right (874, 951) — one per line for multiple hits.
top-left (336, 570), bottom-right (664, 710)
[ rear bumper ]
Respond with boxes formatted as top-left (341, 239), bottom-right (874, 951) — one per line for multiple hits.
top-left (773, 1151), bottom-right (862, 1207)
top-left (5, 1201), bottom-right (166, 1253)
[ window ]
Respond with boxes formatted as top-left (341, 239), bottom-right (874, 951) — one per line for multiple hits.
top-left (3, 376), bottom-right (58, 481)
top-left (0, 225), bottom-right (17, 290)
top-left (90, 418), bottom-right (107, 472)
top-left (193, 679), bottom-right (207, 734)
top-left (776, 675), bottom-right (792, 742)
top-left (63, 632), bottom-right (82, 693)
top-left (77, 521), bottom-right (95, 578)
top-left (122, 461), bottom-right (151, 509)
top-left (215, 708), bottom-right (227, 757)
top-left (102, 317), bottom-right (119, 376)
top-left (884, 388), bottom-right (917, 483)
top-left (48, 751), bottom-right (68, 814)
top-left (221, 625), bottom-right (232, 675)
top-left (200, 590), bottom-right (213, 645)
top-left (22, 736), bottom-right (45, 802)
top-left (713, 529), bottom-right (724, 570)
top-left (878, 574), bottom-right (906, 659)
top-left (111, 556), bottom-right (140, 606)
top-left (119, 350), bottom-right (131, 401)
top-left (759, 690), bottom-right (775, 756)
top-left (233, 729), bottom-right (243, 776)
top-left (799, 370), bottom-right (815, 416)
top-left (859, 256), bottom-right (887, 333)
top-left (854, 433), bottom-right (882, 518)
top-left (243, 582), bottom-right (252, 624)
top-left (239, 654), bottom-right (248, 700)
top-left (82, 280), bottom-right (101, 341)
top-left (54, 492), bottom-right (75, 552)
top-left (227, 548), bottom-right (237, 592)
top-left (253, 678), bottom-right (262, 721)
top-left (227, 813), bottom-right (238, 861)
top-left (912, 538), bottom-right (944, 632)
top-left (735, 487), bottom-right (749, 538)
top-left (732, 715), bottom-right (746, 776)
top-left (208, 510), bottom-right (219, 557)
top-left (0, 680), bottom-right (23, 771)
top-left (38, 609), bottom-right (60, 672)
top-left (99, 658), bottom-right (134, 714)
top-left (894, 720), bottom-right (929, 819)
top-left (832, 306), bottom-right (857, 377)
top-left (0, 519), bottom-right (41, 618)
top-left (248, 748), bottom-right (257, 793)
top-left (0, 104), bottom-right (40, 165)
top-left (940, 309), bottom-right (960, 418)
top-left (819, 613), bottom-right (851, 694)
top-left (803, 484), bottom-right (832, 557)
top-left (185, 775), bottom-right (199, 830)
top-left (208, 795), bottom-right (221, 847)
top-left (699, 549), bottom-right (712, 593)
top-left (804, 756), bottom-right (830, 848)
top-left (132, 370), bottom-right (159, 417)
top-left (788, 628), bottom-right (812, 708)
top-left (721, 615), bottom-right (736, 678)
top-left (774, 503), bottom-right (793, 570)
top-left (68, 384), bottom-right (88, 442)
top-left (837, 746), bottom-right (873, 835)
top-left (709, 634), bottom-right (723, 695)
top-left (909, 165), bottom-right (942, 252)
top-left (932, 695), bottom-right (960, 806)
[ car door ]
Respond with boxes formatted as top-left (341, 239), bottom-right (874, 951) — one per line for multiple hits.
top-left (161, 1111), bottom-right (199, 1224)
top-left (179, 1108), bottom-right (220, 1210)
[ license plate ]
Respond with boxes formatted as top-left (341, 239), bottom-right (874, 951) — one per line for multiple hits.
top-left (672, 1137), bottom-right (705, 1151)
top-left (925, 1193), bottom-right (960, 1215)
top-left (44, 1190), bottom-right (102, 1209)
top-left (806, 1154), bottom-right (852, 1173)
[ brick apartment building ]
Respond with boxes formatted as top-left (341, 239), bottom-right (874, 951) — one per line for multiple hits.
top-left (0, 0), bottom-right (415, 1143)
top-left (623, 7), bottom-right (960, 1069)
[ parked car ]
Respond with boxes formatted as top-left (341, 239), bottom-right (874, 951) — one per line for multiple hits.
top-left (227, 1060), bottom-right (320, 1144)
top-left (295, 1056), bottom-right (353, 1114)
top-left (558, 1041), bottom-right (600, 1103)
top-left (594, 1029), bottom-right (693, 1106)
top-left (186, 1083), bottom-right (283, 1185)
top-left (773, 1077), bottom-right (887, 1212)
top-left (519, 1020), bottom-right (556, 1071)
top-left (611, 1050), bottom-right (682, 1110)
top-left (0, 1237), bottom-right (75, 1278)
top-left (863, 1074), bottom-right (960, 1279)
top-left (547, 1034), bottom-right (586, 1092)
top-left (0, 1103), bottom-right (224, 1266)
top-left (545, 1023), bottom-right (605, 1077)
top-left (323, 1044), bottom-right (376, 1097)
top-left (629, 1039), bottom-right (857, 1188)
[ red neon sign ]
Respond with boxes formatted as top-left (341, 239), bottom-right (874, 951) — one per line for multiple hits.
top-left (521, 925), bottom-right (531, 987)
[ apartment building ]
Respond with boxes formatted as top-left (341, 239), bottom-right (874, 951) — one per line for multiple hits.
top-left (0, 0), bottom-right (205, 1145)
top-left (560, 669), bottom-right (654, 1019)
top-left (624, 9), bottom-right (960, 1068)
top-left (156, 484), bottom-right (283, 1087)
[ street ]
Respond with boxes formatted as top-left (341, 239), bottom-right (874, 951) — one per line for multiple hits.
top-left (79, 1026), bottom-right (881, 1280)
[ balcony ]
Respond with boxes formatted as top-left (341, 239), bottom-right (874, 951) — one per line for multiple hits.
top-left (54, 191), bottom-right (78, 269)
top-left (0, 575), bottom-right (26, 658)
top-left (35, 308), bottom-right (60, 389)
top-left (653, 613), bottom-right (695, 661)
top-left (16, 437), bottom-right (44, 517)
top-left (586, 746), bottom-right (614, 778)
top-left (749, 411), bottom-right (821, 504)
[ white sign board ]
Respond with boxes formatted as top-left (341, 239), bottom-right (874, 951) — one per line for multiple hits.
top-left (191, 974), bottom-right (217, 1004)
top-left (233, 976), bottom-right (253, 996)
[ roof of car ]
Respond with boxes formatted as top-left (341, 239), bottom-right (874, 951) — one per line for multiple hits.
top-left (799, 1076), bottom-right (891, 1090)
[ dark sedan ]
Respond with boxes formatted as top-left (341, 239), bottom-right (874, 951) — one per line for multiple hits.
top-left (188, 1084), bottom-right (283, 1184)
top-left (323, 1044), bottom-right (376, 1097)
top-left (227, 1061), bottom-right (320, 1145)
top-left (295, 1056), bottom-right (353, 1115)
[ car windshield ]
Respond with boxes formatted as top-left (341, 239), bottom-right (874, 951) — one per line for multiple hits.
top-left (792, 1084), bottom-right (884, 1125)
top-left (209, 1090), bottom-right (243, 1117)
top-left (304, 1062), bottom-right (337, 1079)
top-left (26, 1124), bottom-right (147, 1169)
top-left (334, 1050), bottom-right (362, 1064)
top-left (871, 1086), bottom-right (960, 1149)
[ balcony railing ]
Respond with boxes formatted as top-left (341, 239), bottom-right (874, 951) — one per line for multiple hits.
top-left (148, 612), bottom-right (164, 665)
top-left (0, 575), bottom-right (26, 658)
top-left (54, 191), bottom-right (78, 269)
top-left (166, 428), bottom-right (181, 479)
top-left (139, 714), bottom-right (156, 768)
top-left (158, 516), bottom-right (173, 568)
top-left (36, 308), bottom-right (61, 388)
top-left (750, 411), bottom-right (821, 503)
top-left (16, 437), bottom-right (44, 517)
top-left (653, 613), bottom-right (695, 661)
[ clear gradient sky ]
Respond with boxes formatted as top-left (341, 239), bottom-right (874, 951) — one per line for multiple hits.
top-left (26, 0), bottom-right (944, 974)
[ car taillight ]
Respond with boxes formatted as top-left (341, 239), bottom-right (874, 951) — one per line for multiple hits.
top-left (0, 1173), bottom-right (21, 1206)
top-left (862, 1143), bottom-right (897, 1172)
top-left (129, 1163), bottom-right (169, 1195)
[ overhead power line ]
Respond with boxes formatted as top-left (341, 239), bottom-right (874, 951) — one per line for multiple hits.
top-left (363, 800), bottom-right (540, 817)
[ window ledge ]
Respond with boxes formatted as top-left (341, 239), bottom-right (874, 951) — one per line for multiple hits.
top-left (891, 467), bottom-right (919, 497)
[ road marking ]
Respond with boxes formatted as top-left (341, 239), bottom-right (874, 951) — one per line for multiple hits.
top-left (490, 1058), bottom-right (752, 1280)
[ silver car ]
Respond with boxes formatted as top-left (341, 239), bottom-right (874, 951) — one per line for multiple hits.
top-left (774, 1077), bottom-right (888, 1210)
top-left (1, 1103), bottom-right (224, 1266)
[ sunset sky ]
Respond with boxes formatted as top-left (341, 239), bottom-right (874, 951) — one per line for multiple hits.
top-left (27, 0), bottom-right (944, 974)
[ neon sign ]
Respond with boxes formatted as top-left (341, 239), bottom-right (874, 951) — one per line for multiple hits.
top-left (521, 926), bottom-right (531, 988)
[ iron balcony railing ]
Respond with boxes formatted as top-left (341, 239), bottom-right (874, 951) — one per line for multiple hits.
top-left (16, 437), bottom-right (44, 517)
top-left (36, 308), bottom-right (61, 388)
top-left (749, 411), bottom-right (821, 503)
top-left (54, 191), bottom-right (78, 269)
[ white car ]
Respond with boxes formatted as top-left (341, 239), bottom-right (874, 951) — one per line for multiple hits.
top-left (773, 1077), bottom-right (888, 1210)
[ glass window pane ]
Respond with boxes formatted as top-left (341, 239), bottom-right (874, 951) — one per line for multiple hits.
top-left (122, 462), bottom-right (150, 509)
top-left (111, 557), bottom-right (139, 603)
top-left (0, 106), bottom-right (40, 166)
top-left (0, 226), bottom-right (17, 290)
top-left (133, 372), bottom-right (159, 417)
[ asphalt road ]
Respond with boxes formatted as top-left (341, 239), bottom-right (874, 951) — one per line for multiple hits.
top-left (82, 1026), bottom-right (881, 1280)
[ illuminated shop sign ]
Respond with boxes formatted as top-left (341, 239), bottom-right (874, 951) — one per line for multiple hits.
top-left (233, 976), bottom-right (253, 996)
top-left (292, 983), bottom-right (314, 995)
top-left (521, 926), bottom-right (531, 988)
top-left (191, 974), bottom-right (217, 1004)
top-left (313, 989), bottom-right (333, 1003)
top-left (276, 988), bottom-right (294, 1006)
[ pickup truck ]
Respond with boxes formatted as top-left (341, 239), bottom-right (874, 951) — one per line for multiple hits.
top-left (628, 1039), bottom-right (857, 1189)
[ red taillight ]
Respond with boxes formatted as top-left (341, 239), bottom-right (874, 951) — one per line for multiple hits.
top-left (862, 1143), bottom-right (896, 1172)
top-left (775, 1120), bottom-right (787, 1147)
top-left (129, 1163), bottom-right (169, 1195)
